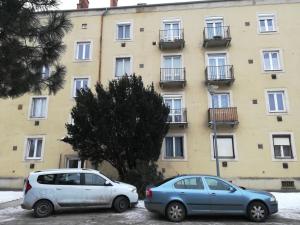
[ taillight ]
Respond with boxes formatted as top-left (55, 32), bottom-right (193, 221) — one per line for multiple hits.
top-left (24, 179), bottom-right (32, 194)
top-left (146, 188), bottom-right (152, 198)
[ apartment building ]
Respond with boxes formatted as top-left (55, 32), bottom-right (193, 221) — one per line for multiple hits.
top-left (0, 0), bottom-right (300, 190)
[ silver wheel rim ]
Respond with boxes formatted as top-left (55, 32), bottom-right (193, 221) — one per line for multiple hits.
top-left (251, 205), bottom-right (265, 220)
top-left (169, 204), bottom-right (183, 220)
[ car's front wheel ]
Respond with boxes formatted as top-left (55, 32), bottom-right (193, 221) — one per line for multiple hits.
top-left (33, 199), bottom-right (53, 218)
top-left (166, 201), bottom-right (186, 222)
top-left (113, 196), bottom-right (129, 213)
top-left (248, 201), bottom-right (269, 222)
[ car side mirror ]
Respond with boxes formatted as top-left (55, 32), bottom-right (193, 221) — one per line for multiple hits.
top-left (229, 186), bottom-right (236, 193)
top-left (104, 180), bottom-right (112, 186)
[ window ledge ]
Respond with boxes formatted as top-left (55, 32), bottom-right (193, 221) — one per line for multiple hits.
top-left (73, 59), bottom-right (93, 63)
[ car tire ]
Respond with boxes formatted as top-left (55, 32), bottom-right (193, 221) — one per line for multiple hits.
top-left (113, 196), bottom-right (129, 213)
top-left (33, 199), bottom-right (53, 218)
top-left (166, 201), bottom-right (186, 222)
top-left (247, 201), bottom-right (269, 222)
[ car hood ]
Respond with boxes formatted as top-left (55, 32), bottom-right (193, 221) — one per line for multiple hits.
top-left (114, 181), bottom-right (136, 190)
top-left (244, 189), bottom-right (273, 197)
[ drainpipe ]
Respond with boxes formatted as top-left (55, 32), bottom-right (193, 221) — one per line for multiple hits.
top-left (98, 8), bottom-right (109, 83)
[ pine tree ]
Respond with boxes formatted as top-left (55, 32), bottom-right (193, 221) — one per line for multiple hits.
top-left (0, 0), bottom-right (72, 98)
top-left (63, 75), bottom-right (170, 193)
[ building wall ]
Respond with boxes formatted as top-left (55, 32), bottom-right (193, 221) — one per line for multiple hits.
top-left (0, 0), bottom-right (299, 189)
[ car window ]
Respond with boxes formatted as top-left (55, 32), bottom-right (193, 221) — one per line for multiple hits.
top-left (37, 174), bottom-right (55, 184)
top-left (205, 177), bottom-right (231, 191)
top-left (84, 173), bottom-right (106, 186)
top-left (174, 177), bottom-right (204, 190)
top-left (55, 173), bottom-right (81, 185)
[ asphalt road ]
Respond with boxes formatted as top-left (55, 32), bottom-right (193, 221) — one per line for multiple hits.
top-left (0, 206), bottom-right (300, 225)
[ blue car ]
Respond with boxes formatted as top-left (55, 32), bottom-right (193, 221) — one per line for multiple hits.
top-left (144, 175), bottom-right (278, 222)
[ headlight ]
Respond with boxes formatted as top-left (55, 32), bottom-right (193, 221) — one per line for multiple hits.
top-left (270, 196), bottom-right (276, 202)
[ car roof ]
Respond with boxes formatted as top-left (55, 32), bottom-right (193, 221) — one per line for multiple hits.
top-left (31, 168), bottom-right (99, 175)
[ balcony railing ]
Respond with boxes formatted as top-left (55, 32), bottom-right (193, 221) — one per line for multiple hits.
top-left (208, 107), bottom-right (238, 127)
top-left (159, 29), bottom-right (185, 50)
top-left (167, 108), bottom-right (188, 128)
top-left (203, 26), bottom-right (231, 48)
top-left (160, 68), bottom-right (186, 88)
top-left (205, 65), bottom-right (234, 85)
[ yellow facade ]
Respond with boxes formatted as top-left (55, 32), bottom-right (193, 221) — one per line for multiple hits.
top-left (0, 0), bottom-right (300, 190)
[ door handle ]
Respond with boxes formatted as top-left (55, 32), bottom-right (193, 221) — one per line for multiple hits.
top-left (180, 192), bottom-right (185, 194)
top-left (56, 188), bottom-right (62, 190)
top-left (85, 189), bottom-right (91, 191)
top-left (210, 193), bottom-right (216, 195)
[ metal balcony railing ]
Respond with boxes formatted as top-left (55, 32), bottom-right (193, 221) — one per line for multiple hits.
top-left (205, 65), bottom-right (234, 85)
top-left (159, 29), bottom-right (185, 50)
top-left (203, 26), bottom-right (231, 47)
top-left (208, 107), bottom-right (238, 126)
top-left (167, 108), bottom-right (188, 124)
top-left (160, 68), bottom-right (186, 82)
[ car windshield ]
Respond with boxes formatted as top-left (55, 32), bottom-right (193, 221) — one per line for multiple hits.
top-left (153, 176), bottom-right (178, 187)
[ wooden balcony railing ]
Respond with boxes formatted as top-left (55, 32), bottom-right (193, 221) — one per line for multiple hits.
top-left (208, 107), bottom-right (238, 127)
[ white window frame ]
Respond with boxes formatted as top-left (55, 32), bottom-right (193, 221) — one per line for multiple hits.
top-left (162, 133), bottom-right (187, 161)
top-left (207, 90), bottom-right (233, 108)
top-left (72, 77), bottom-right (90, 98)
top-left (261, 49), bottom-right (283, 72)
top-left (113, 56), bottom-right (133, 78)
top-left (257, 13), bottom-right (277, 33)
top-left (28, 96), bottom-right (49, 120)
top-left (24, 136), bottom-right (45, 161)
top-left (161, 53), bottom-right (184, 81)
top-left (116, 21), bottom-right (133, 41)
top-left (41, 65), bottom-right (50, 79)
top-left (163, 94), bottom-right (185, 123)
top-left (269, 132), bottom-right (297, 161)
top-left (161, 18), bottom-right (182, 41)
top-left (65, 155), bottom-right (83, 168)
top-left (75, 41), bottom-right (92, 61)
top-left (265, 88), bottom-right (289, 115)
top-left (210, 133), bottom-right (238, 161)
top-left (205, 16), bottom-right (225, 39)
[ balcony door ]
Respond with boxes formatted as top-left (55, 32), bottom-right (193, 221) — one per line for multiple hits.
top-left (212, 93), bottom-right (230, 108)
top-left (208, 54), bottom-right (227, 80)
top-left (206, 18), bottom-right (224, 39)
top-left (163, 55), bottom-right (182, 80)
top-left (164, 97), bottom-right (182, 123)
top-left (163, 21), bottom-right (180, 41)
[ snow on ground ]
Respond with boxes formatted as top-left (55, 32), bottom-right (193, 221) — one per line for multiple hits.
top-left (0, 191), bottom-right (23, 204)
top-left (0, 206), bottom-right (23, 223)
top-left (272, 192), bottom-right (300, 220)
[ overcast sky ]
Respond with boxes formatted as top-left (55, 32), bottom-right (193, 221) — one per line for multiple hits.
top-left (58, 0), bottom-right (194, 9)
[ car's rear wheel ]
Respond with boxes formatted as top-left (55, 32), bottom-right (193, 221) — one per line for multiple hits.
top-left (33, 200), bottom-right (53, 218)
top-left (166, 201), bottom-right (186, 222)
top-left (113, 196), bottom-right (129, 213)
top-left (247, 201), bottom-right (269, 222)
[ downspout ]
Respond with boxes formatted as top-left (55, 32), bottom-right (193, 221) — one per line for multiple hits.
top-left (98, 8), bottom-right (109, 83)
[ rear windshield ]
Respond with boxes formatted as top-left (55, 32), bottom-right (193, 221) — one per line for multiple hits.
top-left (37, 174), bottom-right (56, 184)
top-left (153, 176), bottom-right (177, 187)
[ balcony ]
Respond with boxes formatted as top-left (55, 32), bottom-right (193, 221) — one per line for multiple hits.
top-left (167, 108), bottom-right (188, 128)
top-left (208, 107), bottom-right (238, 127)
top-left (203, 26), bottom-right (231, 48)
top-left (205, 65), bottom-right (235, 86)
top-left (159, 29), bottom-right (185, 50)
top-left (160, 68), bottom-right (186, 88)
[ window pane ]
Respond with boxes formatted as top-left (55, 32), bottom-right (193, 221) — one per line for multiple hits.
top-left (124, 58), bottom-right (131, 75)
top-left (268, 93), bottom-right (276, 111)
top-left (259, 19), bottom-right (266, 32)
top-left (267, 19), bottom-right (274, 31)
top-left (220, 94), bottom-right (230, 108)
top-left (274, 145), bottom-right (281, 158)
top-left (77, 44), bottom-right (83, 60)
top-left (85, 173), bottom-right (106, 186)
top-left (84, 43), bottom-right (90, 60)
top-left (37, 174), bottom-right (55, 184)
top-left (35, 139), bottom-right (42, 157)
top-left (174, 178), bottom-right (204, 190)
top-left (115, 58), bottom-right (123, 77)
top-left (271, 52), bottom-right (279, 70)
top-left (27, 139), bottom-right (35, 158)
top-left (205, 177), bottom-right (231, 191)
top-left (56, 173), bottom-right (81, 185)
top-left (283, 146), bottom-right (292, 158)
top-left (118, 25), bottom-right (123, 39)
top-left (215, 136), bottom-right (234, 158)
top-left (124, 25), bottom-right (130, 39)
top-left (68, 159), bottom-right (79, 168)
top-left (263, 52), bottom-right (271, 70)
top-left (165, 137), bottom-right (173, 157)
top-left (276, 93), bottom-right (284, 111)
top-left (175, 137), bottom-right (183, 157)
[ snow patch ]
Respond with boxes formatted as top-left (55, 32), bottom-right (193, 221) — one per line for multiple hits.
top-left (136, 200), bottom-right (145, 209)
top-left (272, 192), bottom-right (300, 220)
top-left (0, 191), bottom-right (23, 204)
top-left (0, 206), bottom-right (24, 223)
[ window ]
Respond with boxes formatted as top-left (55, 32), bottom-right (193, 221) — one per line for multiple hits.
top-left (84, 173), bottom-right (106, 186)
top-left (212, 135), bottom-right (235, 159)
top-left (55, 173), bottom-right (81, 185)
top-left (73, 78), bottom-right (89, 97)
top-left (25, 137), bottom-right (43, 160)
top-left (263, 50), bottom-right (281, 71)
top-left (165, 136), bottom-right (184, 159)
top-left (162, 55), bottom-right (182, 80)
top-left (115, 57), bottom-right (131, 77)
top-left (205, 177), bottom-right (231, 191)
top-left (164, 96), bottom-right (183, 123)
top-left (207, 53), bottom-right (228, 79)
top-left (267, 91), bottom-right (286, 113)
top-left (41, 66), bottom-right (50, 79)
top-left (258, 14), bottom-right (276, 33)
top-left (205, 18), bottom-right (224, 39)
top-left (162, 21), bottom-right (181, 41)
top-left (174, 177), bottom-right (204, 189)
top-left (37, 174), bottom-right (55, 185)
top-left (117, 23), bottom-right (131, 40)
top-left (75, 41), bottom-right (91, 60)
top-left (30, 97), bottom-right (47, 118)
top-left (212, 93), bottom-right (230, 108)
top-left (272, 135), bottom-right (293, 159)
top-left (66, 158), bottom-right (81, 168)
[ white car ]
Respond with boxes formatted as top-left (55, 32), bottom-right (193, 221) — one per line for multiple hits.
top-left (21, 168), bottom-right (138, 217)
